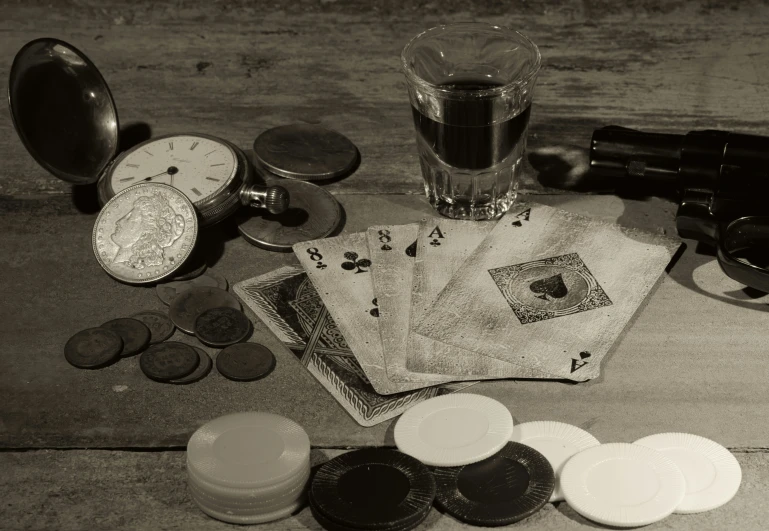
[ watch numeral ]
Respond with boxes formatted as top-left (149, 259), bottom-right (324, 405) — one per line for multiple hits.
top-left (210, 163), bottom-right (225, 167)
top-left (143, 150), bottom-right (154, 156)
top-left (169, 141), bottom-right (174, 150)
top-left (119, 177), bottom-right (135, 182)
top-left (125, 163), bottom-right (139, 168)
top-left (190, 141), bottom-right (199, 151)
top-left (204, 150), bottom-right (216, 157)
top-left (206, 177), bottom-right (220, 182)
top-left (191, 187), bottom-right (202, 196)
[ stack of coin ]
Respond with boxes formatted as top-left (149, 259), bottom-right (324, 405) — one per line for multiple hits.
top-left (187, 412), bottom-right (311, 524)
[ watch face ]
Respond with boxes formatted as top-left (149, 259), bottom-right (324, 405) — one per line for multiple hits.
top-left (108, 135), bottom-right (238, 204)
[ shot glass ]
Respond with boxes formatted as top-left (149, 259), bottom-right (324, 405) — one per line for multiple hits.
top-left (401, 22), bottom-right (541, 220)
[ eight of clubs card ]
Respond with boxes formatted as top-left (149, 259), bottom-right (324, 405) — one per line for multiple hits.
top-left (293, 232), bottom-right (434, 395)
top-left (415, 202), bottom-right (682, 381)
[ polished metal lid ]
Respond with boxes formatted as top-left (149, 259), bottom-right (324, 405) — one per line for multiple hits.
top-left (8, 38), bottom-right (119, 185)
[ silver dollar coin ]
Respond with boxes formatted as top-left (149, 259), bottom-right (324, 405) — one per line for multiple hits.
top-left (92, 183), bottom-right (198, 284)
top-left (253, 124), bottom-right (358, 181)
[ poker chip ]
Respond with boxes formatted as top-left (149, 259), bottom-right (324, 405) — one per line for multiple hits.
top-left (187, 412), bottom-right (311, 525)
top-left (216, 343), bottom-right (276, 382)
top-left (394, 393), bottom-right (514, 466)
top-left (169, 347), bottom-right (212, 385)
top-left (511, 421), bottom-right (600, 502)
top-left (560, 443), bottom-right (686, 527)
top-left (188, 412), bottom-right (310, 488)
top-left (139, 342), bottom-right (199, 382)
top-left (633, 433), bottom-right (742, 514)
top-left (309, 495), bottom-right (431, 531)
top-left (432, 441), bottom-right (555, 526)
top-left (309, 448), bottom-right (435, 530)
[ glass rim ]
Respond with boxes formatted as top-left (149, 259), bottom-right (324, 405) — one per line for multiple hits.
top-left (400, 22), bottom-right (542, 99)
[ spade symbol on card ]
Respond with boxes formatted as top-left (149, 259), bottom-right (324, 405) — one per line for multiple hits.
top-left (512, 208), bottom-right (531, 227)
top-left (570, 351), bottom-right (591, 373)
top-left (405, 240), bottom-right (417, 257)
top-left (530, 274), bottom-right (568, 301)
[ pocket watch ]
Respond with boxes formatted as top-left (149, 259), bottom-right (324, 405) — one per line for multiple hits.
top-left (8, 38), bottom-right (288, 228)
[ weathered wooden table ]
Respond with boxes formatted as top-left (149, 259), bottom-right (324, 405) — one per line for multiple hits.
top-left (2, 1), bottom-right (769, 529)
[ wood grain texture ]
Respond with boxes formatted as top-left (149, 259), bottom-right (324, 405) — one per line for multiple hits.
top-left (2, 1), bottom-right (769, 196)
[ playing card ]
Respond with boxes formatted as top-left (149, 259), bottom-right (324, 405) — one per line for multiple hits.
top-left (404, 218), bottom-right (555, 381)
top-left (292, 232), bottom-right (440, 395)
top-left (233, 266), bottom-right (473, 426)
top-left (415, 201), bottom-right (682, 381)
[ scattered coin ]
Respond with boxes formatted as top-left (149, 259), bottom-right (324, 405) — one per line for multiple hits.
top-left (156, 273), bottom-right (220, 306)
top-left (64, 327), bottom-right (123, 369)
top-left (140, 341), bottom-right (200, 382)
top-left (216, 343), bottom-right (276, 382)
top-left (203, 268), bottom-right (228, 291)
top-left (101, 317), bottom-right (151, 357)
top-left (194, 307), bottom-right (252, 347)
top-left (238, 178), bottom-right (342, 251)
top-left (169, 286), bottom-right (241, 335)
top-left (129, 310), bottom-right (176, 344)
top-left (92, 183), bottom-right (198, 284)
top-left (253, 124), bottom-right (358, 181)
top-left (171, 258), bottom-right (208, 281)
top-left (170, 346), bottom-right (213, 385)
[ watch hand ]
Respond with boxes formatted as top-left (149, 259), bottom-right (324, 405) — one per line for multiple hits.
top-left (141, 171), bottom-right (169, 182)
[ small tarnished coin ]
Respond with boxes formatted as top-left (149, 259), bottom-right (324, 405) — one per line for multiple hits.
top-left (203, 268), bottom-right (228, 291)
top-left (100, 318), bottom-right (151, 357)
top-left (170, 346), bottom-right (213, 385)
top-left (169, 286), bottom-right (241, 335)
top-left (238, 178), bottom-right (342, 251)
top-left (64, 327), bottom-right (123, 369)
top-left (139, 341), bottom-right (199, 382)
top-left (92, 183), bottom-right (198, 284)
top-left (129, 310), bottom-right (176, 344)
top-left (194, 307), bottom-right (252, 347)
top-left (253, 124), bottom-right (359, 181)
top-left (156, 272), bottom-right (221, 306)
top-left (216, 343), bottom-right (276, 382)
top-left (170, 258), bottom-right (207, 281)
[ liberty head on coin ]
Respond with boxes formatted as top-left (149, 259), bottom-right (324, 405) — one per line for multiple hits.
top-left (92, 183), bottom-right (198, 284)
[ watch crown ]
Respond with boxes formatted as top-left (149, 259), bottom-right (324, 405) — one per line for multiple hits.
top-left (265, 185), bottom-right (290, 215)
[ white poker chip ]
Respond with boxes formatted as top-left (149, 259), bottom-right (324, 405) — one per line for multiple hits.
top-left (394, 393), bottom-right (513, 467)
top-left (511, 421), bottom-right (600, 502)
top-left (633, 433), bottom-right (742, 514)
top-left (561, 443), bottom-right (686, 527)
top-left (188, 476), bottom-right (307, 514)
top-left (187, 461), bottom-right (310, 509)
top-left (187, 412), bottom-right (311, 489)
top-left (190, 491), bottom-right (306, 524)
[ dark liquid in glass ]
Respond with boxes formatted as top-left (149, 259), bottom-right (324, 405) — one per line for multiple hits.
top-left (411, 80), bottom-right (531, 170)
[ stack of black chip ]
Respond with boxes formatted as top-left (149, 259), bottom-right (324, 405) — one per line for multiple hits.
top-left (309, 449), bottom-right (435, 531)
top-left (431, 442), bottom-right (555, 527)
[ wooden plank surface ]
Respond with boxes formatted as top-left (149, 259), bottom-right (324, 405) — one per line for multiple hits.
top-left (4, 192), bottom-right (769, 450)
top-left (1, 448), bottom-right (765, 531)
top-left (2, 1), bottom-right (769, 197)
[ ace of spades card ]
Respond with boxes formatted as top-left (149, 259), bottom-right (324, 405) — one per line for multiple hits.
top-left (292, 231), bottom-right (449, 395)
top-left (404, 218), bottom-right (555, 381)
top-left (233, 266), bottom-right (472, 427)
top-left (414, 201), bottom-right (682, 381)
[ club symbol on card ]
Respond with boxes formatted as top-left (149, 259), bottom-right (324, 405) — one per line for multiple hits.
top-left (428, 226), bottom-right (444, 246)
top-left (369, 298), bottom-right (379, 317)
top-left (405, 240), bottom-right (417, 257)
top-left (571, 351), bottom-right (591, 373)
top-left (341, 252), bottom-right (371, 273)
top-left (530, 274), bottom-right (569, 301)
top-left (430, 239), bottom-right (441, 246)
top-left (316, 262), bottom-right (327, 269)
top-left (488, 253), bottom-right (612, 324)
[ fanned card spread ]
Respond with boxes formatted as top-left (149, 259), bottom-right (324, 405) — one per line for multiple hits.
top-left (234, 200), bottom-right (680, 425)
top-left (413, 201), bottom-right (681, 381)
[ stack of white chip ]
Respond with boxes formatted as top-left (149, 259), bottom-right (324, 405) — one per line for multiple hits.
top-left (186, 412), bottom-right (311, 524)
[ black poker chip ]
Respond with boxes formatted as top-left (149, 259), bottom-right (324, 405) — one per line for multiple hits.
top-left (310, 448), bottom-right (436, 530)
top-left (432, 441), bottom-right (555, 527)
top-left (309, 494), bottom-right (431, 531)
